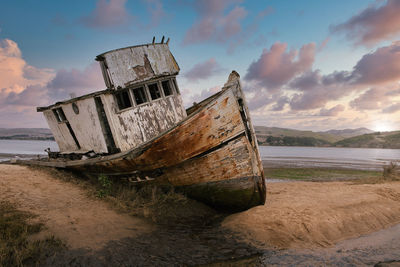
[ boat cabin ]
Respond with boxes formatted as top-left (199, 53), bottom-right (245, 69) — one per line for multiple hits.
top-left (37, 42), bottom-right (187, 155)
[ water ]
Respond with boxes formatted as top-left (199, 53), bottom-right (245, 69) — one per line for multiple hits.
top-left (1, 140), bottom-right (399, 170)
top-left (0, 140), bottom-right (59, 161)
top-left (260, 146), bottom-right (400, 170)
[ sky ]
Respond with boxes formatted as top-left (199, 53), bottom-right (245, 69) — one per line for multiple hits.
top-left (0, 0), bottom-right (399, 132)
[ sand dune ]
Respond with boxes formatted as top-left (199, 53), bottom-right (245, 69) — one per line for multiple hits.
top-left (223, 180), bottom-right (400, 249)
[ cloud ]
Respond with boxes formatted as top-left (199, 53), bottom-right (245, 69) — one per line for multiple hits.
top-left (383, 103), bottom-right (400, 113)
top-left (246, 90), bottom-right (275, 111)
top-left (182, 85), bottom-right (221, 107)
top-left (350, 86), bottom-right (399, 111)
top-left (243, 41), bottom-right (400, 116)
top-left (0, 38), bottom-right (105, 127)
top-left (0, 39), bottom-right (54, 93)
top-left (289, 70), bottom-right (321, 91)
top-left (4, 84), bottom-right (49, 107)
top-left (318, 104), bottom-right (345, 116)
top-left (317, 37), bottom-right (330, 52)
top-left (81, 0), bottom-right (133, 29)
top-left (47, 63), bottom-right (104, 100)
top-left (281, 41), bottom-right (400, 111)
top-left (331, 0), bottom-right (400, 46)
top-left (183, 0), bottom-right (247, 45)
top-left (183, 58), bottom-right (223, 82)
top-left (244, 42), bottom-right (316, 89)
top-left (270, 95), bottom-right (289, 111)
top-left (350, 41), bottom-right (400, 85)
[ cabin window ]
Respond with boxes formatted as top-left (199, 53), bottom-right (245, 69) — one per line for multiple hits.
top-left (148, 83), bottom-right (161, 100)
top-left (52, 107), bottom-right (67, 122)
top-left (172, 78), bottom-right (180, 95)
top-left (115, 90), bottom-right (132, 110)
top-left (132, 86), bottom-right (148, 105)
top-left (161, 80), bottom-right (173, 96)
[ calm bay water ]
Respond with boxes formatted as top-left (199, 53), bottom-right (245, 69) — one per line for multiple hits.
top-left (1, 140), bottom-right (399, 169)
top-left (260, 145), bottom-right (400, 170)
top-left (0, 140), bottom-right (59, 161)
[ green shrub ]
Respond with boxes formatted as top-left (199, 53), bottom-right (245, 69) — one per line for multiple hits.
top-left (97, 174), bottom-right (113, 198)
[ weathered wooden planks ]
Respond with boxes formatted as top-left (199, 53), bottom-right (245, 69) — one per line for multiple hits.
top-left (100, 44), bottom-right (179, 89)
top-left (66, 88), bottom-right (245, 172)
top-left (28, 71), bottom-right (267, 211)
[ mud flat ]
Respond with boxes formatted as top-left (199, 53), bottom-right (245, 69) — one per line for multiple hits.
top-left (1, 164), bottom-right (400, 265)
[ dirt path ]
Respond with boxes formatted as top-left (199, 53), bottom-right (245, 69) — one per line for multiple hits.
top-left (2, 164), bottom-right (400, 265)
top-left (223, 180), bottom-right (400, 250)
top-left (0, 164), bottom-right (153, 250)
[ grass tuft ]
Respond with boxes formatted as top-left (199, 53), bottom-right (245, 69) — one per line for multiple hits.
top-left (382, 162), bottom-right (400, 181)
top-left (0, 201), bottom-right (65, 267)
top-left (28, 166), bottom-right (217, 225)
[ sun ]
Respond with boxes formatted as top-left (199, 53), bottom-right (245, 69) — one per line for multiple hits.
top-left (373, 122), bottom-right (393, 132)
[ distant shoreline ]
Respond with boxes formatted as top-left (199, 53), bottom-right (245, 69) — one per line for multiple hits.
top-left (258, 144), bottom-right (400, 149)
top-left (0, 137), bottom-right (54, 141)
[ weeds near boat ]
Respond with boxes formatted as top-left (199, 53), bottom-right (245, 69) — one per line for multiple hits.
top-left (29, 166), bottom-right (217, 224)
top-left (383, 162), bottom-right (400, 181)
top-left (0, 201), bottom-right (64, 266)
top-left (96, 174), bottom-right (112, 198)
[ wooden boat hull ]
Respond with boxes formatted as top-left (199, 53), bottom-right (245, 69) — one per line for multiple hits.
top-left (21, 72), bottom-right (266, 211)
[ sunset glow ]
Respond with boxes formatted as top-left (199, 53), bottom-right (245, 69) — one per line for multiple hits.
top-left (0, 0), bottom-right (399, 131)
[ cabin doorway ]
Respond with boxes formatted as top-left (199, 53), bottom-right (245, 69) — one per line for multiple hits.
top-left (94, 97), bottom-right (120, 154)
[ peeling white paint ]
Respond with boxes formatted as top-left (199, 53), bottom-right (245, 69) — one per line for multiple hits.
top-left (40, 43), bottom-right (187, 154)
top-left (102, 44), bottom-right (179, 89)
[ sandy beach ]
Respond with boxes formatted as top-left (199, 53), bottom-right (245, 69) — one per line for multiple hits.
top-left (223, 181), bottom-right (400, 249)
top-left (1, 163), bottom-right (400, 265)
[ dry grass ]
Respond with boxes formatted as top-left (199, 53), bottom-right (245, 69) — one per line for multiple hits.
top-left (28, 166), bottom-right (217, 225)
top-left (0, 201), bottom-right (64, 267)
top-left (354, 162), bottom-right (400, 184)
top-left (383, 162), bottom-right (400, 181)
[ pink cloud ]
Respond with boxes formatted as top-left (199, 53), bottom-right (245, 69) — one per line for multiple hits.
top-left (183, 0), bottom-right (247, 45)
top-left (282, 41), bottom-right (400, 111)
top-left (0, 39), bottom-right (54, 93)
top-left (331, 0), bottom-right (400, 46)
top-left (351, 41), bottom-right (400, 85)
top-left (81, 0), bottom-right (133, 29)
top-left (183, 58), bottom-right (223, 82)
top-left (0, 38), bottom-right (105, 127)
top-left (317, 37), bottom-right (330, 52)
top-left (318, 104), bottom-right (345, 116)
top-left (383, 103), bottom-right (400, 113)
top-left (47, 63), bottom-right (104, 100)
top-left (350, 86), bottom-right (399, 111)
top-left (245, 42), bottom-right (316, 89)
top-left (246, 91), bottom-right (275, 111)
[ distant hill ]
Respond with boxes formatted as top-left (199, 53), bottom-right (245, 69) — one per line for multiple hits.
top-left (254, 126), bottom-right (400, 148)
top-left (324, 128), bottom-right (374, 138)
top-left (2, 127), bottom-right (399, 149)
top-left (0, 128), bottom-right (54, 141)
top-left (334, 131), bottom-right (400, 149)
top-left (254, 126), bottom-right (343, 144)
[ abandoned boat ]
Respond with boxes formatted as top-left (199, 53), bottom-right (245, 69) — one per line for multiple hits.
top-left (24, 40), bottom-right (266, 211)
